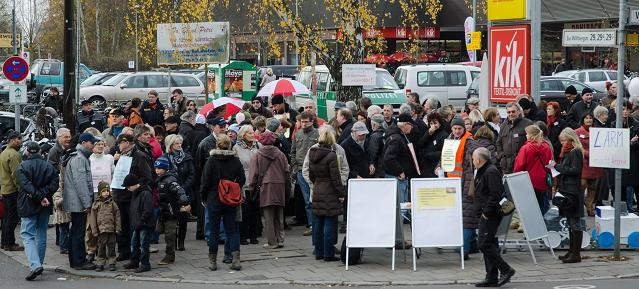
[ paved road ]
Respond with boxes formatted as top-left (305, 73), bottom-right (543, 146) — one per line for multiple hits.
top-left (2, 251), bottom-right (638, 289)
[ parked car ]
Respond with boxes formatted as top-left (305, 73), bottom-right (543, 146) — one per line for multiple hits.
top-left (554, 69), bottom-right (626, 92)
top-left (30, 59), bottom-right (93, 97)
top-left (394, 64), bottom-right (480, 110)
top-left (466, 76), bottom-right (605, 107)
top-left (0, 111), bottom-right (35, 139)
top-left (80, 72), bottom-right (120, 87)
top-left (294, 65), bottom-right (406, 120)
top-left (79, 71), bottom-right (204, 109)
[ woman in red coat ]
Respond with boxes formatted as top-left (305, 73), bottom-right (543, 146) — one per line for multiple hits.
top-left (575, 113), bottom-right (603, 216)
top-left (514, 124), bottom-right (554, 215)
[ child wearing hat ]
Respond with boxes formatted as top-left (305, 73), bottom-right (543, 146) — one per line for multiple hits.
top-left (88, 181), bottom-right (121, 271)
top-left (154, 157), bottom-right (189, 265)
top-left (122, 174), bottom-right (154, 273)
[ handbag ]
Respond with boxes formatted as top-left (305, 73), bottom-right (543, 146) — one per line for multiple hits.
top-left (216, 163), bottom-right (243, 207)
top-left (499, 197), bottom-right (515, 216)
top-left (552, 192), bottom-right (574, 210)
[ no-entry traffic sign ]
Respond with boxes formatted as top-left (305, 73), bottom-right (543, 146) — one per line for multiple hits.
top-left (2, 56), bottom-right (30, 82)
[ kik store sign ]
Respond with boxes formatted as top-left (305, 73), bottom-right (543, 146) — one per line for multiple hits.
top-left (489, 25), bottom-right (530, 103)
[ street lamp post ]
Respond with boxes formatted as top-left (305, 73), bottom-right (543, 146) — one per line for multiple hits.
top-left (135, 5), bottom-right (139, 72)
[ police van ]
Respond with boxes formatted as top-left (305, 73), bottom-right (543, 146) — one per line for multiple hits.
top-left (294, 65), bottom-right (406, 121)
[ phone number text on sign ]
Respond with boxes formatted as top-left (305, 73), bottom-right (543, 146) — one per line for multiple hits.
top-left (562, 29), bottom-right (617, 47)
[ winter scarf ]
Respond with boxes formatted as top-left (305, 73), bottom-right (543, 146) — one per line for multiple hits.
top-left (168, 150), bottom-right (186, 172)
top-left (546, 114), bottom-right (557, 128)
top-left (559, 142), bottom-right (574, 160)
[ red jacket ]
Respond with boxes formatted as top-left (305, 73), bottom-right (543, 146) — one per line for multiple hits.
top-left (514, 140), bottom-right (553, 192)
top-left (576, 126), bottom-right (604, 179)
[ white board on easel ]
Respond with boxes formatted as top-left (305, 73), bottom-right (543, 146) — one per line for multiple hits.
top-left (346, 178), bottom-right (397, 270)
top-left (504, 172), bottom-right (555, 263)
top-left (410, 178), bottom-right (464, 271)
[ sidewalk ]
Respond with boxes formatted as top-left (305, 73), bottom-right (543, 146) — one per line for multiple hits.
top-left (4, 219), bottom-right (639, 286)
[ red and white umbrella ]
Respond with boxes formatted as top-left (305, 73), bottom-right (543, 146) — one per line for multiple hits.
top-left (198, 97), bottom-right (246, 120)
top-left (257, 78), bottom-right (310, 98)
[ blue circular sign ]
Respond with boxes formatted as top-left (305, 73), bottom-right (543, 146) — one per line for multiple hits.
top-left (2, 56), bottom-right (29, 82)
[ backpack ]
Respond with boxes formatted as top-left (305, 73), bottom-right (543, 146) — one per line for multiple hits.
top-left (340, 236), bottom-right (363, 265)
top-left (216, 161), bottom-right (243, 207)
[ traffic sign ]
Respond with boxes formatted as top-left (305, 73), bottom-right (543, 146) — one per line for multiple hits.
top-left (2, 56), bottom-right (30, 82)
top-left (9, 85), bottom-right (27, 104)
top-left (562, 29), bottom-right (617, 47)
top-left (630, 10), bottom-right (639, 24)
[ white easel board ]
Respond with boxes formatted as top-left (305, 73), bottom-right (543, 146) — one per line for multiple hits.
top-left (346, 178), bottom-right (397, 270)
top-left (410, 178), bottom-right (464, 270)
top-left (504, 172), bottom-right (555, 263)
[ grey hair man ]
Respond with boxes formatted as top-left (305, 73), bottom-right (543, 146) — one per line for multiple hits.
top-left (48, 128), bottom-right (72, 171)
top-left (496, 102), bottom-right (532, 174)
top-left (593, 105), bottom-right (609, 127)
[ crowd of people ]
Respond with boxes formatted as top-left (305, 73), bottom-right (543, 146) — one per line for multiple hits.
top-left (0, 81), bottom-right (630, 286)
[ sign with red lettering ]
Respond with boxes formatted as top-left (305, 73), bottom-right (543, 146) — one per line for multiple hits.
top-left (489, 25), bottom-right (530, 103)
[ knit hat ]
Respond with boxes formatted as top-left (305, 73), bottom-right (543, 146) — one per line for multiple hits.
top-left (122, 174), bottom-right (139, 187)
top-left (565, 85), bottom-right (578, 95)
top-left (334, 101), bottom-right (346, 110)
top-left (228, 123), bottom-right (240, 134)
top-left (351, 122), bottom-right (369, 135)
top-left (154, 157), bottom-right (170, 170)
top-left (165, 116), bottom-right (180, 125)
top-left (397, 113), bottom-right (414, 125)
top-left (6, 130), bottom-right (20, 141)
top-left (25, 141), bottom-right (40, 154)
top-left (370, 114), bottom-right (384, 126)
top-left (259, 131), bottom-right (276, 145)
top-left (451, 117), bottom-right (465, 128)
top-left (271, 94), bottom-right (284, 105)
top-left (266, 117), bottom-right (281, 132)
top-left (98, 181), bottom-right (110, 193)
top-left (518, 98), bottom-right (532, 110)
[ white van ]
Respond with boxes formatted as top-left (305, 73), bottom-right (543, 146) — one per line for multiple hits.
top-left (394, 64), bottom-right (480, 110)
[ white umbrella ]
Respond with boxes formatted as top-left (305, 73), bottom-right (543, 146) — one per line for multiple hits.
top-left (257, 78), bottom-right (311, 97)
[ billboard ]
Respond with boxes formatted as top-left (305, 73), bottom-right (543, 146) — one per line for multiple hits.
top-left (490, 25), bottom-right (530, 103)
top-left (487, 0), bottom-right (528, 21)
top-left (224, 69), bottom-right (243, 98)
top-left (157, 22), bottom-right (230, 65)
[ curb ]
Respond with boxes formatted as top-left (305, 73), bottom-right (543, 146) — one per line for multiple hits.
top-left (4, 252), bottom-right (635, 286)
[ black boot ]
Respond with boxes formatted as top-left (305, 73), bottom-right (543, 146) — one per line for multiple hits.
top-left (563, 230), bottom-right (582, 263)
top-left (558, 229), bottom-right (573, 261)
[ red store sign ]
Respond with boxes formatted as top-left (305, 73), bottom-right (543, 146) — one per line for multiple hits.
top-left (338, 27), bottom-right (440, 40)
top-left (489, 25), bottom-right (530, 103)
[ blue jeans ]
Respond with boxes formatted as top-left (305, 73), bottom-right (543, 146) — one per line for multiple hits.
top-left (297, 171), bottom-right (313, 226)
top-left (59, 222), bottom-right (70, 253)
top-left (626, 187), bottom-right (635, 213)
top-left (207, 205), bottom-right (240, 255)
top-left (20, 211), bottom-right (50, 271)
top-left (386, 174), bottom-right (410, 221)
top-left (130, 229), bottom-right (150, 267)
top-left (68, 212), bottom-right (87, 267)
top-left (312, 215), bottom-right (337, 258)
top-left (150, 208), bottom-right (160, 242)
top-left (536, 191), bottom-right (549, 216)
top-left (204, 207), bottom-right (227, 243)
top-left (463, 228), bottom-right (477, 254)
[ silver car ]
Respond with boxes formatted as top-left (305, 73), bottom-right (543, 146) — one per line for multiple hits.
top-left (79, 71), bottom-right (204, 108)
top-left (554, 69), bottom-right (626, 92)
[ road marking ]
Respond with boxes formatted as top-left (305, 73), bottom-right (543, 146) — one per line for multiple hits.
top-left (553, 285), bottom-right (596, 289)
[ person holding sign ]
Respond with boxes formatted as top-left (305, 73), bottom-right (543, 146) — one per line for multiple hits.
top-left (111, 134), bottom-right (153, 262)
top-left (617, 101), bottom-right (639, 212)
top-left (472, 147), bottom-right (516, 287)
top-left (575, 113), bottom-right (604, 216)
top-left (437, 117), bottom-right (479, 260)
top-left (548, 128), bottom-right (584, 264)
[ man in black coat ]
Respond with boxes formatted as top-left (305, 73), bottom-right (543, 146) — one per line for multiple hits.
top-left (141, 90), bottom-right (165, 127)
top-left (567, 87), bottom-right (597, 128)
top-left (76, 99), bottom-right (106, 133)
top-left (178, 111), bottom-right (197, 156)
top-left (368, 115), bottom-right (386, 177)
top-left (472, 147), bottom-right (515, 287)
top-left (17, 142), bottom-right (59, 281)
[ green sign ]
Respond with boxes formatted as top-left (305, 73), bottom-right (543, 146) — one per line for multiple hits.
top-left (363, 91), bottom-right (408, 105)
